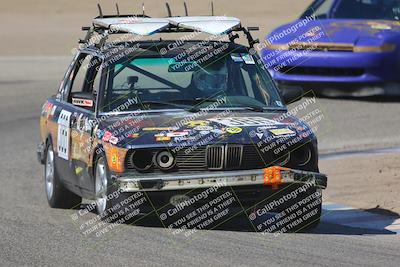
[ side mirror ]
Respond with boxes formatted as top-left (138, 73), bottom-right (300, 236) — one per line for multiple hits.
top-left (280, 86), bottom-right (303, 104)
top-left (71, 91), bottom-right (95, 110)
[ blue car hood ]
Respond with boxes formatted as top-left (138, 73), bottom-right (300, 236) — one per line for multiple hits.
top-left (97, 111), bottom-right (314, 149)
top-left (267, 19), bottom-right (400, 45)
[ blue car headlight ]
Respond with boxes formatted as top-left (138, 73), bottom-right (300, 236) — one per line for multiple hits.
top-left (354, 37), bottom-right (396, 52)
top-left (354, 43), bottom-right (396, 52)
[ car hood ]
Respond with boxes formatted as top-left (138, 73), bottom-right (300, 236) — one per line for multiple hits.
top-left (96, 111), bottom-right (315, 149)
top-left (267, 19), bottom-right (400, 45)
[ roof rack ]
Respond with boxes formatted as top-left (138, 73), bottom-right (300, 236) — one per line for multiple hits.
top-left (79, 2), bottom-right (259, 49)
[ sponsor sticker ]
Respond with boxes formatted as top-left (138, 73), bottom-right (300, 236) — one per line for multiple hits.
top-left (50, 105), bottom-right (57, 116)
top-left (96, 129), bottom-right (105, 139)
top-left (45, 102), bottom-right (53, 113)
top-left (109, 136), bottom-right (119, 145)
top-left (166, 131), bottom-right (189, 137)
top-left (72, 98), bottom-right (93, 107)
top-left (209, 117), bottom-right (282, 127)
top-left (185, 120), bottom-right (209, 127)
top-left (111, 154), bottom-right (118, 165)
top-left (194, 126), bottom-right (213, 131)
top-left (226, 127), bottom-right (243, 134)
top-left (75, 166), bottom-right (83, 175)
top-left (199, 130), bottom-right (211, 136)
top-left (269, 128), bottom-right (295, 136)
top-left (257, 125), bottom-right (278, 132)
top-left (142, 127), bottom-right (178, 131)
top-left (129, 133), bottom-right (140, 138)
top-left (156, 136), bottom-right (171, 142)
top-left (102, 131), bottom-right (112, 142)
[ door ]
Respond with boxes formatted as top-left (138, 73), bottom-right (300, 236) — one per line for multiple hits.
top-left (57, 52), bottom-right (102, 197)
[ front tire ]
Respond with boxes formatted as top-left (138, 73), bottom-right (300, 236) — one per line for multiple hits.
top-left (94, 155), bottom-right (143, 222)
top-left (94, 156), bottom-right (112, 215)
top-left (45, 142), bottom-right (82, 209)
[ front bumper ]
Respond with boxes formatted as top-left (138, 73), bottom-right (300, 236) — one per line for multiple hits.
top-left (262, 49), bottom-right (400, 84)
top-left (114, 167), bottom-right (327, 192)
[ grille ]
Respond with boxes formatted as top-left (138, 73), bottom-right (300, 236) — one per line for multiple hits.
top-left (278, 66), bottom-right (365, 77)
top-left (176, 146), bottom-right (207, 171)
top-left (206, 146), bottom-right (224, 170)
top-left (125, 144), bottom-right (295, 172)
top-left (225, 145), bottom-right (243, 170)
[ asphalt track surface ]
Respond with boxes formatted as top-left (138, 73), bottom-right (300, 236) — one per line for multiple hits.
top-left (1, 57), bottom-right (400, 266)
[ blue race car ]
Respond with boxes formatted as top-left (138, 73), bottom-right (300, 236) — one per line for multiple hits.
top-left (261, 0), bottom-right (400, 96)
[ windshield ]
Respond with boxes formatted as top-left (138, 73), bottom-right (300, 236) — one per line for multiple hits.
top-left (100, 52), bottom-right (284, 113)
top-left (304, 0), bottom-right (400, 20)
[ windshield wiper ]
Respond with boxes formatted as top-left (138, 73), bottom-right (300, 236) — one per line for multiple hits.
top-left (169, 98), bottom-right (223, 112)
top-left (142, 98), bottom-right (271, 113)
top-left (129, 101), bottom-right (195, 112)
top-left (241, 105), bottom-right (265, 112)
top-left (171, 98), bottom-right (221, 105)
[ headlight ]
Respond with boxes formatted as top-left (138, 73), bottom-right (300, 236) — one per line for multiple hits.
top-left (291, 146), bottom-right (312, 167)
top-left (154, 151), bottom-right (176, 171)
top-left (354, 43), bottom-right (396, 53)
top-left (128, 150), bottom-right (153, 172)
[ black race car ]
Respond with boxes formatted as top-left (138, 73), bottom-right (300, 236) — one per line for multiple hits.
top-left (37, 9), bottom-right (327, 232)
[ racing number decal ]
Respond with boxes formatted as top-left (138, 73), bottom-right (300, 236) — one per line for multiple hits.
top-left (57, 110), bottom-right (72, 160)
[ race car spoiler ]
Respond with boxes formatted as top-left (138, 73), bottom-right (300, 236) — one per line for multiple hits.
top-left (115, 167), bottom-right (328, 192)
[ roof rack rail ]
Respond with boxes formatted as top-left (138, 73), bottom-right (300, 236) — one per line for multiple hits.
top-left (115, 3), bottom-right (120, 16)
top-left (79, 3), bottom-right (260, 49)
top-left (97, 3), bottom-right (103, 18)
top-left (184, 2), bottom-right (188, 16)
top-left (165, 2), bottom-right (172, 17)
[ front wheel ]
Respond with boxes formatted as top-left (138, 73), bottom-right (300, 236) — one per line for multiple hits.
top-left (45, 142), bottom-right (82, 209)
top-left (94, 156), bottom-right (112, 215)
top-left (94, 155), bottom-right (144, 222)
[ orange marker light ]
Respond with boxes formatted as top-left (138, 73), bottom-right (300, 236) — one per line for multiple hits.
top-left (263, 166), bottom-right (289, 187)
top-left (104, 145), bottom-right (128, 173)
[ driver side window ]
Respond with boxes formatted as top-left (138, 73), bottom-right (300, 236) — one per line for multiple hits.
top-left (65, 53), bottom-right (102, 110)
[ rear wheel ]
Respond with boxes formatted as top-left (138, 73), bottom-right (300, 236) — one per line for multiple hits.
top-left (45, 142), bottom-right (82, 209)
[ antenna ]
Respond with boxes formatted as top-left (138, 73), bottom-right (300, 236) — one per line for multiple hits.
top-left (115, 3), bottom-right (120, 16)
top-left (211, 2), bottom-right (214, 16)
top-left (97, 3), bottom-right (103, 18)
top-left (165, 2), bottom-right (172, 17)
top-left (142, 3), bottom-right (145, 16)
top-left (184, 2), bottom-right (188, 16)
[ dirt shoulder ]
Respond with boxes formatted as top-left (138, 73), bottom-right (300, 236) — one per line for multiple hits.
top-left (320, 153), bottom-right (400, 215)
